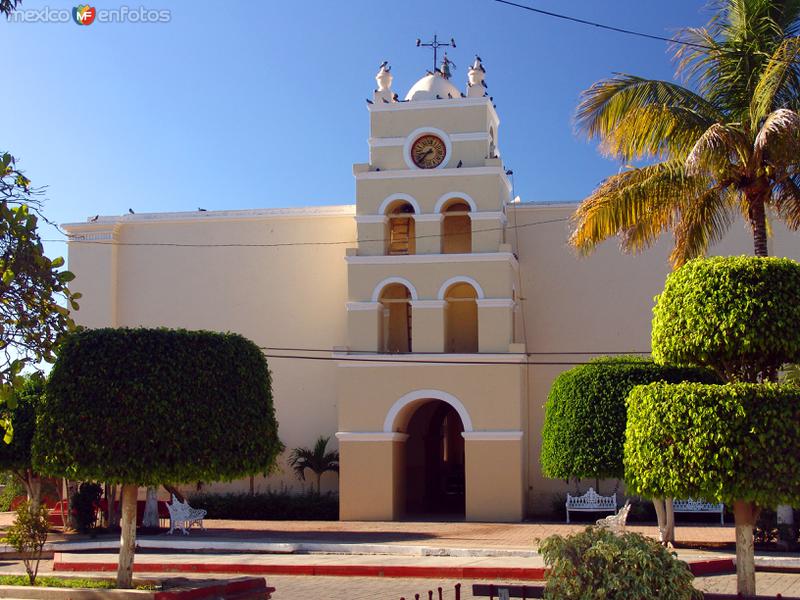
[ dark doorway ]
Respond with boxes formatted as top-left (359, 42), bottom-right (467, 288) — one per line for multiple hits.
top-left (404, 400), bottom-right (465, 518)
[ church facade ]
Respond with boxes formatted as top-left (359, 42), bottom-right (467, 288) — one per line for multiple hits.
top-left (64, 57), bottom-right (800, 522)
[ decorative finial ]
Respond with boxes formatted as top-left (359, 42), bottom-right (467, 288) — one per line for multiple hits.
top-left (416, 34), bottom-right (456, 73)
top-left (373, 61), bottom-right (395, 104)
top-left (467, 55), bottom-right (487, 98)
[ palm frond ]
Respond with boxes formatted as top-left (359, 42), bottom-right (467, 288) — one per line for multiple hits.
top-left (772, 173), bottom-right (800, 229)
top-left (287, 436), bottom-right (340, 482)
top-left (751, 37), bottom-right (800, 125)
top-left (570, 162), bottom-right (696, 256)
top-left (753, 108), bottom-right (800, 167)
top-left (575, 75), bottom-right (721, 161)
top-left (685, 123), bottom-right (750, 175)
top-left (670, 187), bottom-right (737, 267)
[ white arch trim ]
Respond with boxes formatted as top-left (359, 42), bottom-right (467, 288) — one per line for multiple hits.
top-left (434, 192), bottom-right (478, 214)
top-left (383, 389), bottom-right (474, 433)
top-left (371, 276), bottom-right (419, 302)
top-left (377, 193), bottom-right (421, 216)
top-left (437, 275), bottom-right (485, 300)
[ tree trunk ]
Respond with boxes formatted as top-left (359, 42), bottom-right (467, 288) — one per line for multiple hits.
top-left (66, 480), bottom-right (78, 531)
top-left (652, 498), bottom-right (676, 545)
top-left (27, 472), bottom-right (41, 513)
top-left (56, 478), bottom-right (67, 531)
top-left (747, 194), bottom-right (769, 257)
top-left (117, 484), bottom-right (138, 589)
top-left (142, 486), bottom-right (159, 528)
top-left (316, 473), bottom-right (322, 494)
top-left (734, 500), bottom-right (759, 596)
top-left (249, 475), bottom-right (254, 496)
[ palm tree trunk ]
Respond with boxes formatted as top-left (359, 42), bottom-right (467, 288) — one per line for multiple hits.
top-left (747, 194), bottom-right (769, 257)
top-left (316, 473), bottom-right (322, 495)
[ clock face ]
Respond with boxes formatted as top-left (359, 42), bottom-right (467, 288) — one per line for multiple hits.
top-left (411, 134), bottom-right (447, 169)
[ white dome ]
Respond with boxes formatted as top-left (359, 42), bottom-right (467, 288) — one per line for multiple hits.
top-left (404, 72), bottom-right (461, 101)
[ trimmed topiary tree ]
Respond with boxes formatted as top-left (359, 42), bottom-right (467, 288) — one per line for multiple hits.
top-left (541, 356), bottom-right (718, 542)
top-left (626, 382), bottom-right (800, 596)
top-left (652, 256), bottom-right (800, 382)
top-left (634, 255), bottom-right (800, 595)
top-left (33, 328), bottom-right (283, 588)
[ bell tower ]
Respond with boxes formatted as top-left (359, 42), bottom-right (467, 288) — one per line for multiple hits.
top-left (336, 51), bottom-right (527, 523)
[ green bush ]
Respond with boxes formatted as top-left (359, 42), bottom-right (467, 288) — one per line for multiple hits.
top-left (652, 256), bottom-right (800, 381)
top-left (541, 357), bottom-right (718, 481)
top-left (188, 490), bottom-right (338, 520)
top-left (540, 526), bottom-right (700, 599)
top-left (4, 501), bottom-right (50, 585)
top-left (625, 382), bottom-right (800, 506)
top-left (0, 375), bottom-right (42, 473)
top-left (0, 472), bottom-right (25, 511)
top-left (33, 328), bottom-right (283, 485)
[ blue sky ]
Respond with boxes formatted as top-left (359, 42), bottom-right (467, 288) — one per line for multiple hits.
top-left (2, 0), bottom-right (711, 260)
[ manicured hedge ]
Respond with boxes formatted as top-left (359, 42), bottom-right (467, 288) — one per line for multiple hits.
top-left (652, 256), bottom-right (800, 380)
top-left (541, 357), bottom-right (718, 481)
top-left (33, 328), bottom-right (283, 485)
top-left (188, 491), bottom-right (338, 520)
top-left (624, 382), bottom-right (800, 506)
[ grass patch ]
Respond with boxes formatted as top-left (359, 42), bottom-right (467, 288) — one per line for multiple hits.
top-left (0, 575), bottom-right (157, 590)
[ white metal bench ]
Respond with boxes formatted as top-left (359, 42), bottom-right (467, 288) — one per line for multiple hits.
top-left (166, 494), bottom-right (207, 535)
top-left (673, 498), bottom-right (725, 524)
top-left (595, 500), bottom-right (632, 533)
top-left (565, 487), bottom-right (617, 523)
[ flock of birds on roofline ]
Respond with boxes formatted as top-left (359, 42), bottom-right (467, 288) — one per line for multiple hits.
top-left (88, 206), bottom-right (208, 221)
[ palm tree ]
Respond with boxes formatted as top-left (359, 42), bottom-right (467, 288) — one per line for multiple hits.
top-left (570, 0), bottom-right (800, 269)
top-left (287, 436), bottom-right (339, 494)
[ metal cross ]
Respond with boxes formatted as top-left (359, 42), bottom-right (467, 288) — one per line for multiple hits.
top-left (415, 34), bottom-right (456, 73)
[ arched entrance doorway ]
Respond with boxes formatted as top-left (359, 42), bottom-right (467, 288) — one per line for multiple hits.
top-left (403, 400), bottom-right (465, 517)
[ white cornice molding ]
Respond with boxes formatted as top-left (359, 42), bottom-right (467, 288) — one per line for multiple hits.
top-left (346, 301), bottom-right (382, 312)
top-left (410, 300), bottom-right (447, 309)
top-left (336, 432), bottom-right (409, 443)
top-left (367, 96), bottom-right (492, 112)
top-left (355, 166), bottom-right (512, 194)
top-left (470, 211), bottom-right (506, 222)
top-left (63, 205), bottom-right (356, 232)
top-left (355, 215), bottom-right (388, 225)
top-left (66, 223), bottom-right (121, 241)
top-left (477, 299), bottom-right (516, 309)
top-left (414, 214), bottom-right (444, 223)
top-left (461, 431), bottom-right (523, 441)
top-left (346, 252), bottom-right (518, 269)
top-left (370, 132), bottom-right (491, 148)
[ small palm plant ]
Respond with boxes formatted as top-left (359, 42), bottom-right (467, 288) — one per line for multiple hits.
top-left (288, 436), bottom-right (340, 494)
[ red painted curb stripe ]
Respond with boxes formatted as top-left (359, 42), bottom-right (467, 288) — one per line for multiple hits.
top-left (689, 559), bottom-right (735, 576)
top-left (53, 558), bottom-right (735, 580)
top-left (54, 561), bottom-right (548, 580)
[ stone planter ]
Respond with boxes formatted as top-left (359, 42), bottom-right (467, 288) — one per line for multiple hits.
top-left (0, 577), bottom-right (272, 599)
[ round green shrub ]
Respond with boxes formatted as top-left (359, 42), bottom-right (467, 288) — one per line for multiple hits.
top-left (541, 357), bottom-right (718, 481)
top-left (625, 382), bottom-right (800, 507)
top-left (33, 328), bottom-right (283, 486)
top-left (651, 256), bottom-right (800, 381)
top-left (540, 526), bottom-right (701, 599)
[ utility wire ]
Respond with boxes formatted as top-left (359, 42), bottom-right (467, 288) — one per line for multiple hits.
top-left (261, 352), bottom-right (651, 366)
top-left (493, 0), bottom-right (711, 50)
top-left (262, 346), bottom-right (651, 356)
top-left (43, 217), bottom-right (568, 249)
